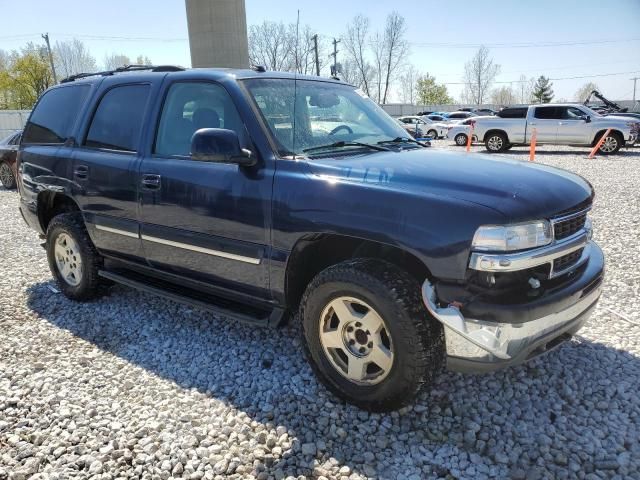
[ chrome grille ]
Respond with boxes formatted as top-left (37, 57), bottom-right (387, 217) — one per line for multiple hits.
top-left (553, 248), bottom-right (584, 273)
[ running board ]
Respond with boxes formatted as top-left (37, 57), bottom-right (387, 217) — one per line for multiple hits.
top-left (98, 270), bottom-right (283, 326)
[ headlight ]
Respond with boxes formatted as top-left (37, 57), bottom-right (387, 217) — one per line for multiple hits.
top-left (472, 221), bottom-right (552, 251)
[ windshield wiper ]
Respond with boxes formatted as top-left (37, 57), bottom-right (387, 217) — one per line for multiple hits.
top-left (378, 137), bottom-right (429, 148)
top-left (302, 141), bottom-right (391, 154)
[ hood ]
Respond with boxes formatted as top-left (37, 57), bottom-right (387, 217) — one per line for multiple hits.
top-left (304, 148), bottom-right (593, 222)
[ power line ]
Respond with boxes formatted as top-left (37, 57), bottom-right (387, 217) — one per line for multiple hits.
top-left (439, 70), bottom-right (640, 86)
top-left (409, 38), bottom-right (640, 49)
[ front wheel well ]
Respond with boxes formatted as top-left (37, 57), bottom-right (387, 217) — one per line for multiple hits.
top-left (591, 129), bottom-right (624, 146)
top-left (284, 234), bottom-right (431, 310)
top-left (37, 191), bottom-right (81, 232)
top-left (483, 129), bottom-right (509, 143)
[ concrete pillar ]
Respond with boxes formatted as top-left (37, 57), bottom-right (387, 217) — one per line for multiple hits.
top-left (185, 0), bottom-right (249, 68)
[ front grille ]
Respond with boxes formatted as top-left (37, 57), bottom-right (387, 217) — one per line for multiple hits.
top-left (553, 248), bottom-right (584, 273)
top-left (553, 212), bottom-right (588, 240)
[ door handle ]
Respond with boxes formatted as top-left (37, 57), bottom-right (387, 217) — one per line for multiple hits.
top-left (74, 165), bottom-right (89, 179)
top-left (141, 174), bottom-right (161, 190)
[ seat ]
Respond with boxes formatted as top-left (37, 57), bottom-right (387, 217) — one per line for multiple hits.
top-left (192, 108), bottom-right (221, 131)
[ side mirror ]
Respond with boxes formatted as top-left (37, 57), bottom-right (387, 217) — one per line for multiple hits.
top-left (191, 128), bottom-right (255, 166)
top-left (584, 115), bottom-right (591, 123)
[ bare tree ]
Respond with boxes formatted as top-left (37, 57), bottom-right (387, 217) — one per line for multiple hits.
top-left (103, 53), bottom-right (131, 70)
top-left (135, 55), bottom-right (152, 66)
top-left (369, 31), bottom-right (384, 102)
top-left (53, 39), bottom-right (96, 78)
top-left (379, 12), bottom-right (408, 104)
top-left (574, 82), bottom-right (599, 102)
top-left (490, 85), bottom-right (516, 105)
top-left (248, 21), bottom-right (295, 72)
top-left (462, 46), bottom-right (500, 105)
top-left (342, 15), bottom-right (373, 98)
top-left (399, 65), bottom-right (419, 104)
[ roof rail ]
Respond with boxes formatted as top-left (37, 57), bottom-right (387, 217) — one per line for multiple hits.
top-left (60, 64), bottom-right (185, 83)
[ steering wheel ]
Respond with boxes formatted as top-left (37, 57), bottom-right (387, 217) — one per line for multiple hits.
top-left (328, 124), bottom-right (354, 136)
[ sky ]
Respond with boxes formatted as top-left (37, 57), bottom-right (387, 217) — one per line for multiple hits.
top-left (2, 0), bottom-right (639, 103)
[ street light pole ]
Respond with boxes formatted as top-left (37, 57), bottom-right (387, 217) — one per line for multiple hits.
top-left (41, 33), bottom-right (58, 84)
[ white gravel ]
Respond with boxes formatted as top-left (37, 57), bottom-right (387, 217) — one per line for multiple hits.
top-left (1, 143), bottom-right (639, 480)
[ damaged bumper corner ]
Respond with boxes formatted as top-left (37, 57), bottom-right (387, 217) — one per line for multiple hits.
top-left (421, 244), bottom-right (604, 373)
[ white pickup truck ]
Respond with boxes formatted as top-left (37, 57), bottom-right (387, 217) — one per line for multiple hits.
top-left (464, 104), bottom-right (639, 154)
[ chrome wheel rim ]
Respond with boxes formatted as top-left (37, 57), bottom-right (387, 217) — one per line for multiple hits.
top-left (318, 296), bottom-right (394, 385)
top-left (455, 134), bottom-right (467, 145)
top-left (54, 233), bottom-right (83, 287)
top-left (599, 136), bottom-right (617, 153)
top-left (428, 130), bottom-right (437, 139)
top-left (487, 135), bottom-right (503, 150)
top-left (0, 163), bottom-right (13, 187)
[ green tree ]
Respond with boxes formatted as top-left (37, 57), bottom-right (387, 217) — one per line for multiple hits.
top-left (416, 74), bottom-right (453, 105)
top-left (532, 75), bottom-right (554, 103)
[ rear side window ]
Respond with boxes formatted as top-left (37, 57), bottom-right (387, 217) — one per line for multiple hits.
top-left (85, 84), bottom-right (150, 152)
top-left (534, 107), bottom-right (561, 119)
top-left (23, 85), bottom-right (89, 144)
top-left (497, 108), bottom-right (527, 118)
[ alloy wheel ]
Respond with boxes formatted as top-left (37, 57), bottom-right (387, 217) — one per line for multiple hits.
top-left (0, 163), bottom-right (13, 188)
top-left (318, 296), bottom-right (394, 385)
top-left (599, 135), bottom-right (618, 153)
top-left (54, 233), bottom-right (83, 287)
top-left (487, 135), bottom-right (503, 150)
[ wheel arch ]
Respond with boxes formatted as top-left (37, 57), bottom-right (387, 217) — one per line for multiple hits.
top-left (37, 191), bottom-right (81, 233)
top-left (483, 129), bottom-right (509, 143)
top-left (284, 233), bottom-right (432, 310)
top-left (591, 129), bottom-right (624, 146)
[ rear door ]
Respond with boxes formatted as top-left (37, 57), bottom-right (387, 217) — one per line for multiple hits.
top-left (530, 106), bottom-right (560, 143)
top-left (72, 81), bottom-right (153, 261)
top-left (137, 79), bottom-right (273, 298)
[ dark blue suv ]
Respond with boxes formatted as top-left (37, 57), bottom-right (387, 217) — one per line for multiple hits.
top-left (17, 66), bottom-right (604, 411)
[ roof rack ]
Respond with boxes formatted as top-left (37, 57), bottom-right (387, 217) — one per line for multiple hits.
top-left (60, 64), bottom-right (185, 83)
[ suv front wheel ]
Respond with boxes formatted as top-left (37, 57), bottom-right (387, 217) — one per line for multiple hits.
top-left (46, 212), bottom-right (102, 301)
top-left (300, 258), bottom-right (444, 411)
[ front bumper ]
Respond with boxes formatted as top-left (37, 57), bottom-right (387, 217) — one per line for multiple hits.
top-left (422, 241), bottom-right (604, 373)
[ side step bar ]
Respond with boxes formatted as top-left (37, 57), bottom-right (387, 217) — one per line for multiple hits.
top-left (98, 270), bottom-right (283, 326)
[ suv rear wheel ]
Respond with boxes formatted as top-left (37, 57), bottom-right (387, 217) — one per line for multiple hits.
top-left (46, 212), bottom-right (102, 300)
top-left (485, 132), bottom-right (509, 152)
top-left (300, 258), bottom-right (444, 411)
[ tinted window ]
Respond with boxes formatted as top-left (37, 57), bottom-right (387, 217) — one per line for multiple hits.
top-left (23, 85), bottom-right (89, 144)
top-left (564, 107), bottom-right (586, 120)
top-left (155, 82), bottom-right (244, 157)
top-left (497, 108), bottom-right (527, 118)
top-left (85, 84), bottom-right (150, 152)
top-left (448, 113), bottom-right (469, 119)
top-left (534, 107), bottom-right (562, 119)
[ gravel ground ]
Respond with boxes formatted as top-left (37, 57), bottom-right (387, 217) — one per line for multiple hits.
top-left (1, 143), bottom-right (639, 480)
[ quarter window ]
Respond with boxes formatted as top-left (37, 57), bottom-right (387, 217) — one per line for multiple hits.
top-left (155, 82), bottom-right (244, 157)
top-left (22, 85), bottom-right (89, 144)
top-left (85, 84), bottom-right (150, 152)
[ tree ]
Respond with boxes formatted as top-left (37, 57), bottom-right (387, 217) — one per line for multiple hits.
top-left (416, 74), bottom-right (453, 105)
top-left (248, 21), bottom-right (294, 72)
top-left (399, 65), bottom-right (419, 104)
top-left (343, 15), bottom-right (374, 98)
top-left (574, 82), bottom-right (599, 102)
top-left (135, 55), bottom-right (152, 66)
top-left (462, 46), bottom-right (500, 105)
top-left (490, 85), bottom-right (516, 105)
top-left (54, 39), bottom-right (97, 79)
top-left (103, 53), bottom-right (131, 70)
top-left (5, 44), bottom-right (53, 108)
top-left (379, 12), bottom-right (408, 104)
top-left (532, 75), bottom-right (554, 103)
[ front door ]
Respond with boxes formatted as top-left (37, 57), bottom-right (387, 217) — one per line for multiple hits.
top-left (137, 80), bottom-right (273, 299)
top-left (72, 82), bottom-right (152, 261)
top-left (530, 106), bottom-right (560, 143)
top-left (557, 106), bottom-right (589, 144)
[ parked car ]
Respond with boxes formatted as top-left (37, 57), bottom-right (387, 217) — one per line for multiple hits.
top-left (445, 111), bottom-right (477, 120)
top-left (425, 114), bottom-right (446, 122)
top-left (605, 112), bottom-right (640, 142)
top-left (19, 66), bottom-right (604, 411)
top-left (469, 104), bottom-right (639, 153)
top-left (474, 108), bottom-right (497, 116)
top-left (446, 119), bottom-right (479, 146)
top-left (0, 130), bottom-right (21, 189)
top-left (397, 115), bottom-right (446, 138)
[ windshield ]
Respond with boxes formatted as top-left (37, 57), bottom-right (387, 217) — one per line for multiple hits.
top-left (243, 78), bottom-right (410, 156)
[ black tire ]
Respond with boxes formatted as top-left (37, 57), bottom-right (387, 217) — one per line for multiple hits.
top-left (0, 161), bottom-right (16, 189)
top-left (597, 131), bottom-right (623, 155)
top-left (454, 133), bottom-right (468, 146)
top-left (46, 212), bottom-right (102, 301)
top-left (300, 258), bottom-right (444, 411)
top-left (427, 129), bottom-right (438, 139)
top-left (485, 131), bottom-right (509, 153)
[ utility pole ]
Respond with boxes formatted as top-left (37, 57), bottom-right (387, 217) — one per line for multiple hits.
top-left (631, 77), bottom-right (639, 104)
top-left (41, 33), bottom-right (58, 84)
top-left (311, 34), bottom-right (320, 76)
top-left (330, 38), bottom-right (340, 77)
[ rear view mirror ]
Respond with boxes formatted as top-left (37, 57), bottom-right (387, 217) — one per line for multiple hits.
top-left (191, 128), bottom-right (255, 166)
top-left (309, 92), bottom-right (340, 108)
